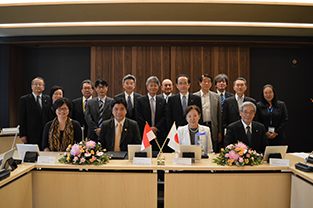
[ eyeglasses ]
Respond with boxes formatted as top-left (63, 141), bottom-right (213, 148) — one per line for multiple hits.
top-left (242, 110), bottom-right (255, 115)
top-left (235, 83), bottom-right (245, 87)
top-left (82, 87), bottom-right (92, 90)
top-left (178, 82), bottom-right (188, 85)
top-left (32, 83), bottom-right (44, 86)
top-left (57, 107), bottom-right (69, 112)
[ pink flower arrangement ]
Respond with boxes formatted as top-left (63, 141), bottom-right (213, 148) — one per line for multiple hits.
top-left (235, 142), bottom-right (247, 150)
top-left (70, 144), bottom-right (81, 156)
top-left (212, 141), bottom-right (263, 166)
top-left (85, 140), bottom-right (96, 149)
top-left (59, 139), bottom-right (111, 165)
top-left (226, 144), bottom-right (234, 149)
top-left (228, 150), bottom-right (240, 161)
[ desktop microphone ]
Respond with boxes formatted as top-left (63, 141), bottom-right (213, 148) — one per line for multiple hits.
top-left (305, 151), bottom-right (313, 164)
top-left (295, 150), bottom-right (313, 172)
top-left (11, 125), bottom-right (20, 150)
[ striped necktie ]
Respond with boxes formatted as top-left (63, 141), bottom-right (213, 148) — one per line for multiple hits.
top-left (98, 100), bottom-right (104, 128)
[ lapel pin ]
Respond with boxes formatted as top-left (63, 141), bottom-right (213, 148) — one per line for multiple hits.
top-left (124, 129), bottom-right (127, 131)
top-left (256, 130), bottom-right (258, 132)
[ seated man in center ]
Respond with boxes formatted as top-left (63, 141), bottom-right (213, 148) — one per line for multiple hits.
top-left (98, 97), bottom-right (141, 151)
top-left (224, 101), bottom-right (268, 153)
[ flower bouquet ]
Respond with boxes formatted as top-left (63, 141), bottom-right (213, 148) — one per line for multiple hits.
top-left (59, 140), bottom-right (111, 165)
top-left (212, 141), bottom-right (263, 166)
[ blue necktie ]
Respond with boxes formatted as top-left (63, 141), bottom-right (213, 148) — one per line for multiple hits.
top-left (98, 100), bottom-right (104, 128)
top-left (127, 95), bottom-right (133, 116)
top-left (182, 95), bottom-right (187, 113)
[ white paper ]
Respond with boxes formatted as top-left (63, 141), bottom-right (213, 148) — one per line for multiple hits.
top-left (289, 152), bottom-right (309, 159)
top-left (37, 156), bottom-right (56, 164)
top-left (133, 157), bottom-right (151, 165)
top-left (1, 127), bottom-right (19, 134)
top-left (173, 158), bottom-right (192, 165)
top-left (269, 158), bottom-right (290, 167)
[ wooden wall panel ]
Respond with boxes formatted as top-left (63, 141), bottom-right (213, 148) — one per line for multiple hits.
top-left (91, 46), bottom-right (249, 97)
top-left (91, 46), bottom-right (171, 97)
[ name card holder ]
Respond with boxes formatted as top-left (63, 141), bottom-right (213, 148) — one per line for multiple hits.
top-left (37, 156), bottom-right (56, 164)
top-left (269, 158), bottom-right (290, 167)
top-left (173, 158), bottom-right (192, 165)
top-left (133, 157), bottom-right (152, 165)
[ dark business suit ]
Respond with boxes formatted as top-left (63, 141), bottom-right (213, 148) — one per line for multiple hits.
top-left (224, 120), bottom-right (268, 153)
top-left (136, 95), bottom-right (167, 151)
top-left (72, 97), bottom-right (89, 139)
top-left (18, 93), bottom-right (51, 150)
top-left (85, 97), bottom-right (113, 140)
top-left (158, 93), bottom-right (173, 103)
top-left (166, 93), bottom-right (202, 130)
top-left (256, 101), bottom-right (288, 145)
top-left (114, 92), bottom-right (142, 121)
top-left (222, 95), bottom-right (257, 129)
top-left (98, 118), bottom-right (141, 151)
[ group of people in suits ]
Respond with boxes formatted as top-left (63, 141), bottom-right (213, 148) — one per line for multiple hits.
top-left (18, 72), bottom-right (288, 154)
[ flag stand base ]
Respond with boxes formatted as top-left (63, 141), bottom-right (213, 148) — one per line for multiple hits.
top-left (157, 153), bottom-right (166, 165)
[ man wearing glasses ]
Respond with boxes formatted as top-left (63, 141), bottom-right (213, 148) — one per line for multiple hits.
top-left (72, 79), bottom-right (94, 139)
top-left (222, 77), bottom-right (257, 129)
top-left (224, 102), bottom-right (268, 153)
top-left (18, 77), bottom-right (51, 150)
top-left (85, 79), bottom-right (113, 141)
top-left (166, 74), bottom-right (202, 130)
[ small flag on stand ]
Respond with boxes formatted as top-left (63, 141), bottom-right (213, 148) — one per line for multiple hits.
top-left (167, 123), bottom-right (180, 152)
top-left (141, 123), bottom-right (156, 151)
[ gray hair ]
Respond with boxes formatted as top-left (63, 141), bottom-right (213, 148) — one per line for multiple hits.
top-left (146, 76), bottom-right (160, 86)
top-left (80, 79), bottom-right (94, 89)
top-left (214, 74), bottom-right (229, 85)
top-left (31, 77), bottom-right (45, 86)
top-left (233, 77), bottom-right (247, 86)
top-left (122, 74), bottom-right (136, 84)
top-left (239, 101), bottom-right (256, 112)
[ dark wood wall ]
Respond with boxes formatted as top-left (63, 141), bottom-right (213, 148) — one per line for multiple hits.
top-left (91, 46), bottom-right (250, 97)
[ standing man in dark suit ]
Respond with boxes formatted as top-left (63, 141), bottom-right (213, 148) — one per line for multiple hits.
top-left (71, 79), bottom-right (94, 139)
top-left (223, 77), bottom-right (257, 129)
top-left (114, 74), bottom-right (142, 121)
top-left (166, 74), bottom-right (202, 129)
top-left (160, 78), bottom-right (173, 103)
top-left (136, 76), bottom-right (167, 151)
top-left (224, 101), bottom-right (268, 153)
top-left (194, 74), bottom-right (222, 153)
top-left (85, 79), bottom-right (113, 140)
top-left (214, 74), bottom-right (234, 106)
top-left (18, 77), bottom-right (51, 150)
top-left (98, 97), bottom-right (141, 151)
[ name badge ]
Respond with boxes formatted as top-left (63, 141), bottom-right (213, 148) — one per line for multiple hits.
top-left (269, 158), bottom-right (290, 167)
top-left (268, 127), bottom-right (275, 133)
top-left (173, 158), bottom-right (192, 165)
top-left (133, 157), bottom-right (151, 165)
top-left (37, 156), bottom-right (56, 164)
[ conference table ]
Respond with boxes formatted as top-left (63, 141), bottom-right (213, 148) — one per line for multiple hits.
top-left (0, 152), bottom-right (312, 208)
